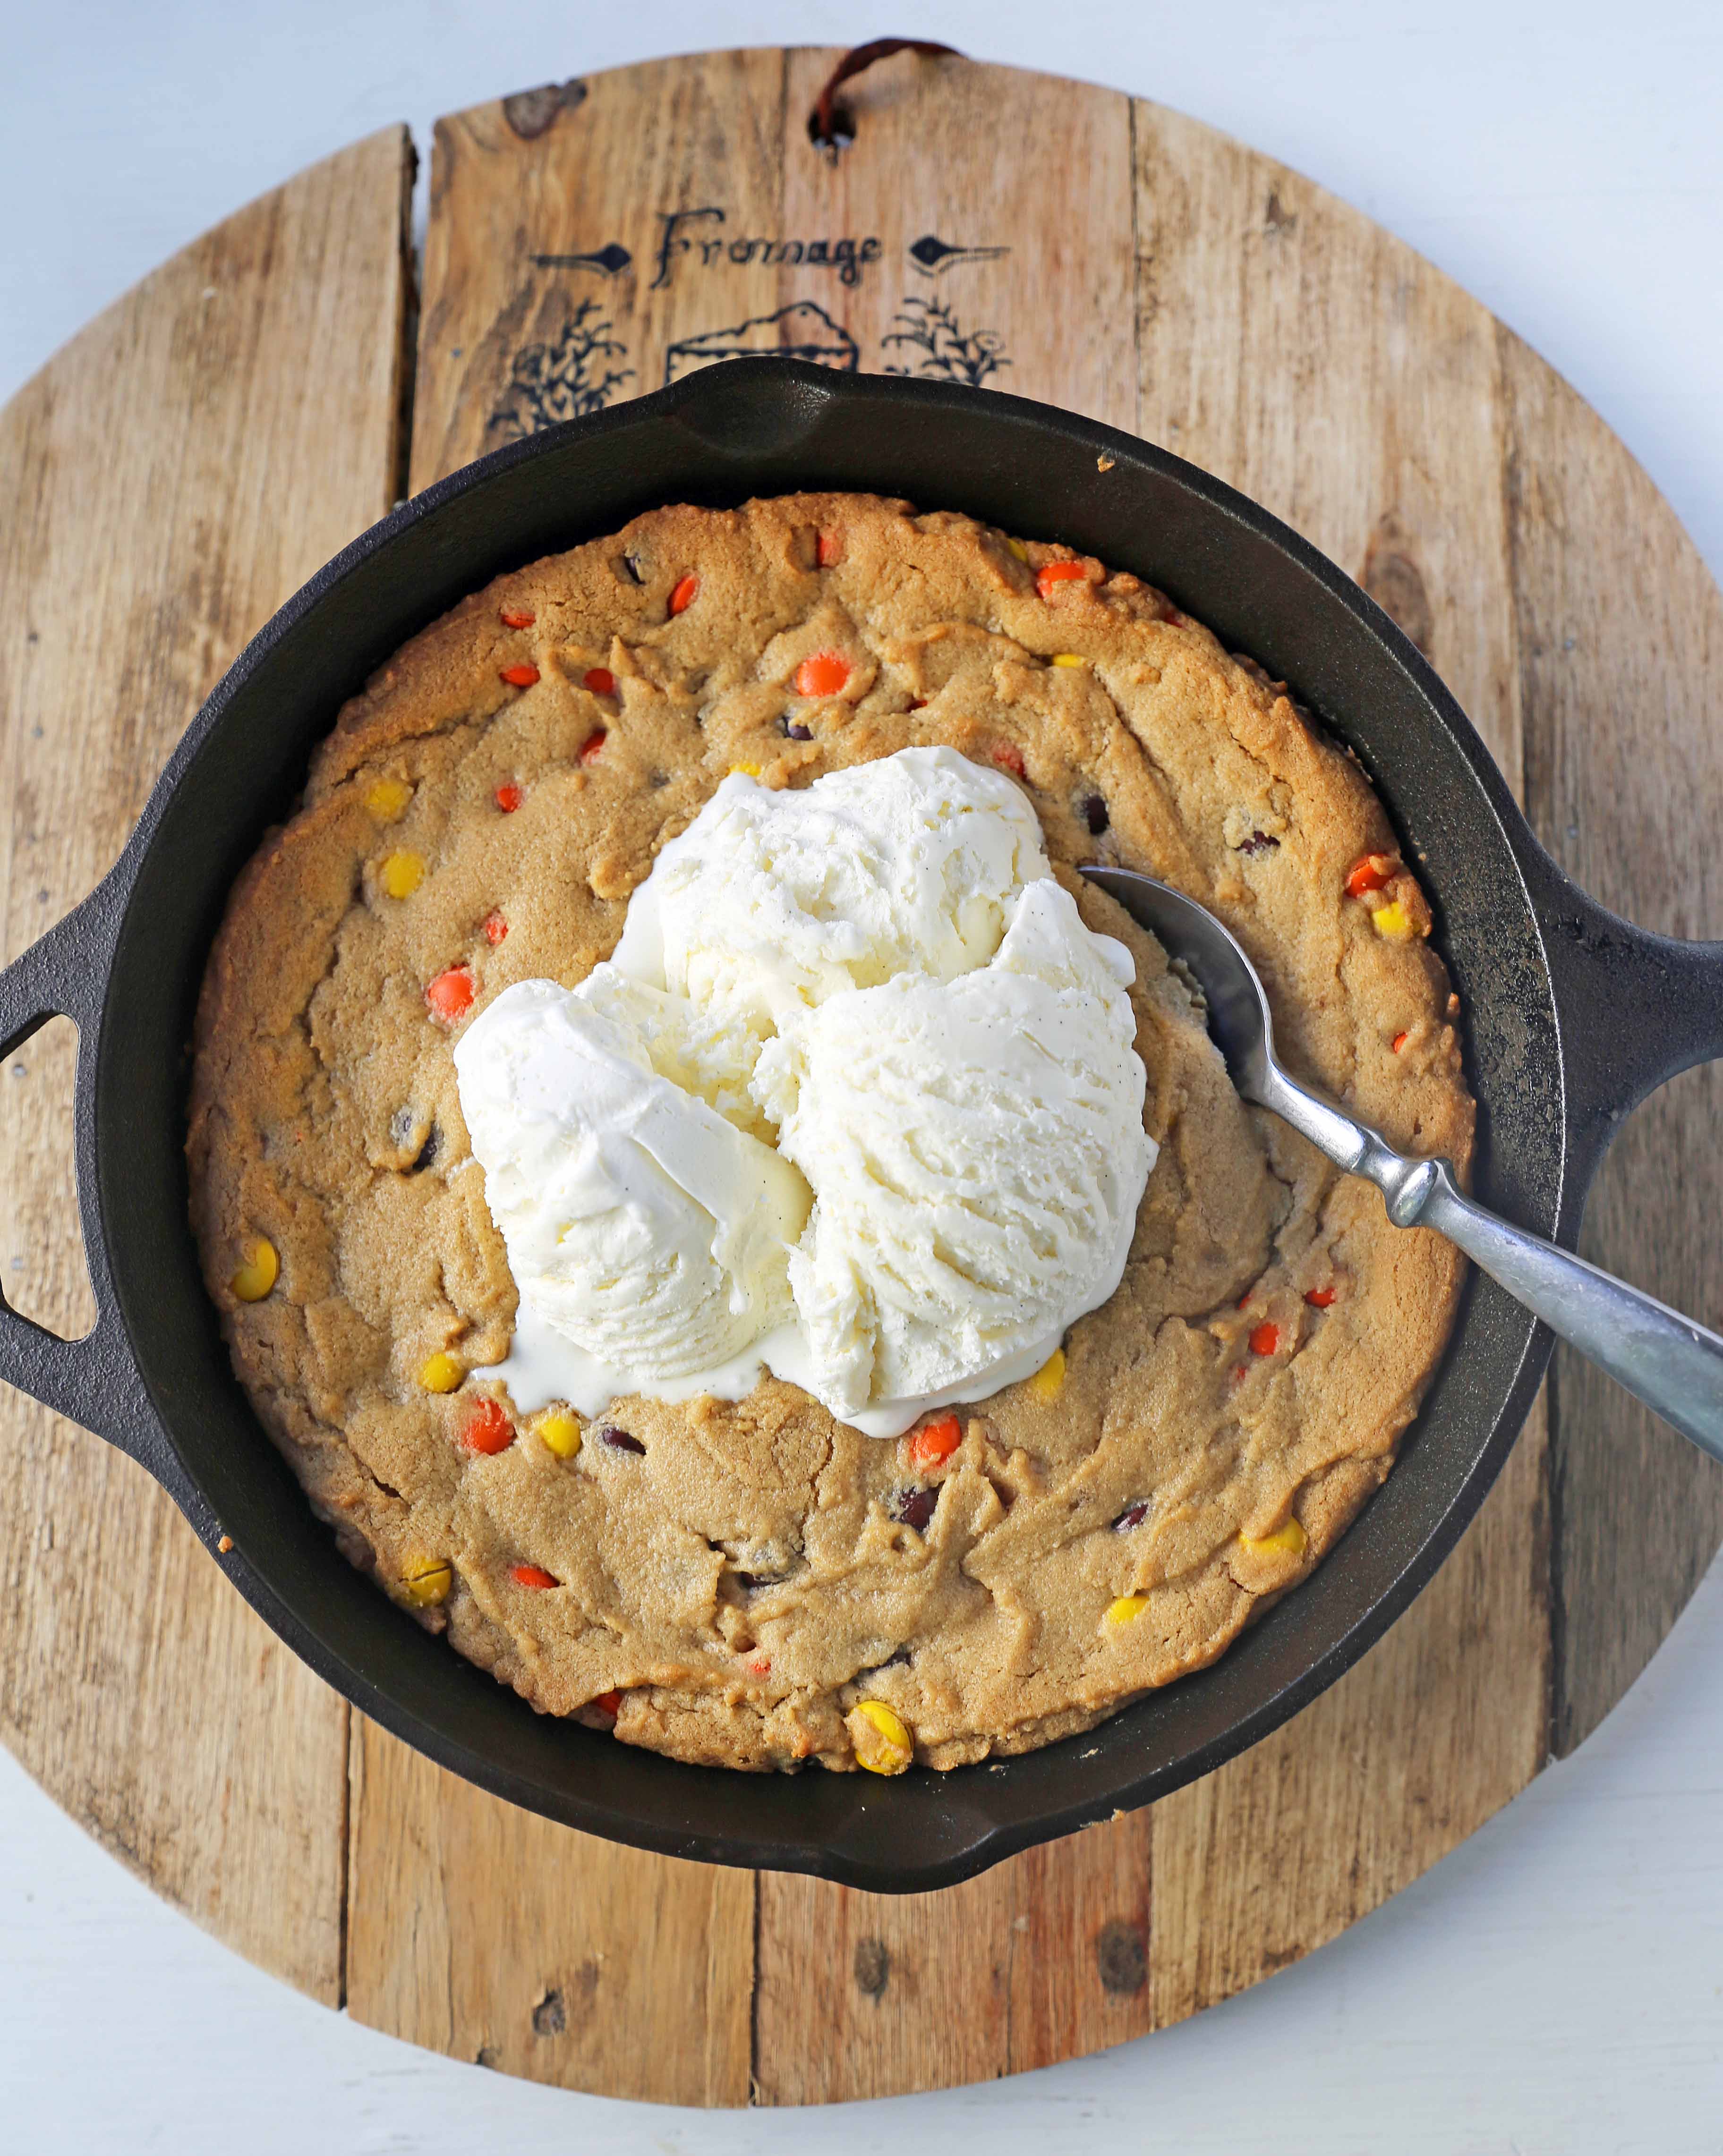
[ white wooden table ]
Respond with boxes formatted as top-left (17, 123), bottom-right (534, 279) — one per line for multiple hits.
top-left (2, 2), bottom-right (1720, 2148)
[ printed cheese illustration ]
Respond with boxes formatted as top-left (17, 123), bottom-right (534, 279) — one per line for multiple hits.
top-left (664, 301), bottom-right (860, 383)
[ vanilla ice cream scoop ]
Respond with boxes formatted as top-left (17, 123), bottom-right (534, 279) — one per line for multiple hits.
top-left (613, 746), bottom-right (1049, 1087)
top-left (756, 878), bottom-right (1149, 1421)
top-left (457, 747), bottom-right (1156, 1436)
top-left (453, 977), bottom-right (811, 1395)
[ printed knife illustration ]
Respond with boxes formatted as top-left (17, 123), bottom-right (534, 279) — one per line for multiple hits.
top-left (529, 242), bottom-right (633, 275)
top-left (908, 233), bottom-right (1011, 276)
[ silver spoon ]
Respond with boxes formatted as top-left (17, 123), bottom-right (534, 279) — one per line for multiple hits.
top-left (1082, 866), bottom-right (1723, 1463)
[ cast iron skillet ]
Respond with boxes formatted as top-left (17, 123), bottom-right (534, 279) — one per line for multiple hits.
top-left (3, 362), bottom-right (1720, 1893)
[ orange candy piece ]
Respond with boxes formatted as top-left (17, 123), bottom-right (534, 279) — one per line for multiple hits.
top-left (579, 731), bottom-right (606, 764)
top-left (906, 1413), bottom-right (962, 1471)
top-left (1249, 1321), bottom-right (1281, 1357)
top-left (510, 1563), bottom-right (558, 1589)
top-left (990, 741), bottom-right (1026, 778)
top-left (495, 781), bottom-right (524, 813)
top-left (425, 965), bottom-right (475, 1024)
top-left (499, 608), bottom-right (536, 629)
top-left (1345, 853), bottom-right (1397, 898)
top-left (794, 650), bottom-right (851, 699)
top-left (461, 1399), bottom-right (514, 1455)
top-left (499, 662), bottom-right (540, 688)
top-left (1392, 1029), bottom-right (1410, 1053)
top-left (1036, 560), bottom-right (1088, 600)
top-left (594, 1689), bottom-right (622, 1717)
top-left (669, 573), bottom-right (699, 616)
top-left (816, 529), bottom-right (843, 567)
top-left (484, 910), bottom-right (508, 946)
top-left (583, 666), bottom-right (616, 696)
top-left (1305, 1286), bottom-right (1337, 1308)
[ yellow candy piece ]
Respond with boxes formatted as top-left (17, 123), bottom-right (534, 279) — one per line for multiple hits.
top-left (1105, 1594), bottom-right (1151, 1627)
top-left (1240, 1517), bottom-right (1308, 1560)
top-left (230, 1235), bottom-right (278, 1303)
top-left (1050, 653), bottom-right (1086, 668)
top-left (418, 1351), bottom-right (463, 1394)
top-left (403, 1559), bottom-right (452, 1606)
top-left (380, 849), bottom-right (426, 899)
top-left (728, 761), bottom-right (763, 778)
top-left (365, 776), bottom-right (413, 821)
top-left (1028, 1347), bottom-right (1066, 1401)
top-left (537, 1412), bottom-right (582, 1460)
top-left (1370, 900), bottom-right (1415, 942)
top-left (1006, 537), bottom-right (1029, 561)
top-left (849, 1699), bottom-right (913, 1775)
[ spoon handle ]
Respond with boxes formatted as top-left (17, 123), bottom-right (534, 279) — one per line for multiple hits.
top-left (1258, 1066), bottom-right (1723, 1463)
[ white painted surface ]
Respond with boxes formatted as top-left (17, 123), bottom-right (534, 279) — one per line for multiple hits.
top-left (2, 1), bottom-right (1721, 2145)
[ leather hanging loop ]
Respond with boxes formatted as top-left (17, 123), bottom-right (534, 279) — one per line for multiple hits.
top-left (807, 39), bottom-right (962, 150)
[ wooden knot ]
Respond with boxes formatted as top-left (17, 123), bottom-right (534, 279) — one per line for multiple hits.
top-left (503, 78), bottom-right (587, 140)
top-left (808, 39), bottom-right (962, 151)
top-left (1359, 511), bottom-right (1435, 658)
top-left (1093, 1918), bottom-right (1147, 1995)
top-left (852, 1936), bottom-right (891, 1996)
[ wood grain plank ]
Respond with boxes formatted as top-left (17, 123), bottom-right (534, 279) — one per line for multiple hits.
top-left (0, 127), bottom-right (413, 1999)
top-left (779, 49), bottom-right (1137, 427)
top-left (412, 51), bottom-right (789, 482)
top-left (343, 1717), bottom-right (754, 2104)
top-left (754, 1816), bottom-right (1152, 2104)
top-left (1132, 102), bottom-right (1552, 2016)
top-left (1498, 327), bottom-right (1723, 1754)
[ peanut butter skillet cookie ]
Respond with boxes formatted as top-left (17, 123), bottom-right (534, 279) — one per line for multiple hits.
top-left (188, 493), bottom-right (1472, 1774)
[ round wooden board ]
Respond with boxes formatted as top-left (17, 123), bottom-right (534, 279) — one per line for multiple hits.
top-left (2, 49), bottom-right (1721, 2110)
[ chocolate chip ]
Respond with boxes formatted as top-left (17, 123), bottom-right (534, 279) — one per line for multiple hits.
top-left (598, 1425), bottom-right (645, 1455)
top-left (1113, 1500), bottom-right (1149, 1532)
top-left (891, 1486), bottom-right (937, 1531)
top-left (1081, 793), bottom-right (1109, 834)
top-left (1235, 830), bottom-right (1280, 855)
top-left (531, 1986), bottom-right (566, 2037)
top-left (391, 1107), bottom-right (441, 1171)
top-left (780, 716), bottom-right (813, 740)
top-left (619, 552), bottom-right (646, 585)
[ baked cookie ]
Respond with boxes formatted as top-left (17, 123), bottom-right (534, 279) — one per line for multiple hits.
top-left (188, 493), bottom-right (1473, 1773)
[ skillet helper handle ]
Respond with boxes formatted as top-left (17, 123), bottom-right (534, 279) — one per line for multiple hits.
top-left (1527, 852), bottom-right (1723, 1175)
top-left (1260, 1063), bottom-right (1723, 1465)
top-left (0, 885), bottom-right (155, 1451)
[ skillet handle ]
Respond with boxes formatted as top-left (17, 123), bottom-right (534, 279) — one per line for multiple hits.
top-left (1527, 852), bottom-right (1723, 1186)
top-left (0, 883), bottom-right (170, 1475)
